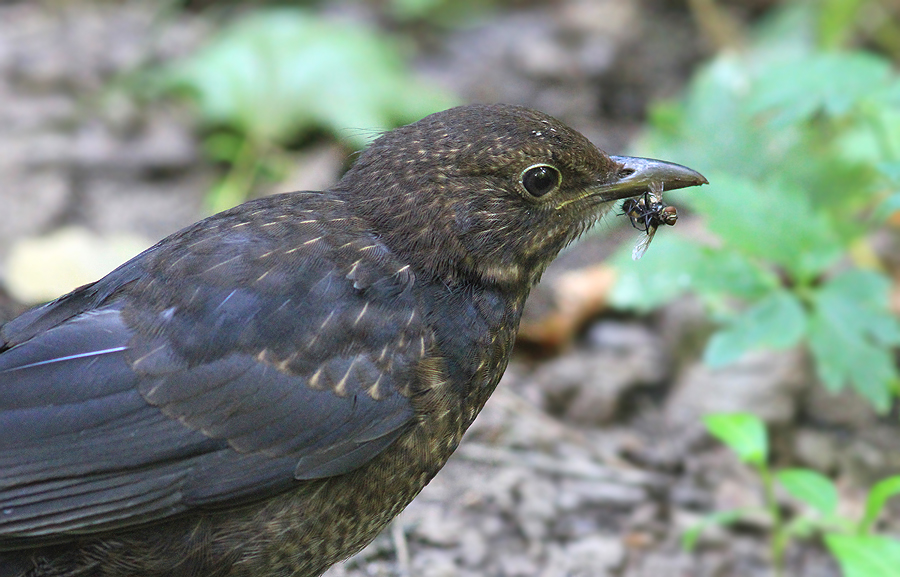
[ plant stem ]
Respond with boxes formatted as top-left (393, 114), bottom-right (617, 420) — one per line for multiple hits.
top-left (864, 106), bottom-right (899, 164)
top-left (207, 136), bottom-right (263, 215)
top-left (687, 0), bottom-right (745, 51)
top-left (758, 464), bottom-right (786, 577)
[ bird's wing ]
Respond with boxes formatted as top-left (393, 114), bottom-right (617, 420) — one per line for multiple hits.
top-left (0, 197), bottom-right (427, 542)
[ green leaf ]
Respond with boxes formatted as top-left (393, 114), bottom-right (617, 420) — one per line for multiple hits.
top-left (878, 162), bottom-right (900, 186)
top-left (159, 8), bottom-right (455, 147)
top-left (703, 413), bottom-right (768, 466)
top-left (390, 0), bottom-right (444, 19)
top-left (751, 1), bottom-right (817, 61)
top-left (638, 55), bottom-right (772, 181)
top-left (817, 0), bottom-right (865, 49)
top-left (609, 232), bottom-right (777, 313)
top-left (860, 476), bottom-right (900, 534)
top-left (687, 248), bottom-right (779, 301)
top-left (609, 234), bottom-right (701, 313)
top-left (687, 173), bottom-right (843, 282)
top-left (704, 290), bottom-right (807, 366)
top-left (202, 132), bottom-right (244, 163)
top-left (808, 270), bottom-right (900, 412)
top-left (775, 468), bottom-right (837, 516)
top-left (825, 534), bottom-right (900, 577)
top-left (638, 48), bottom-right (887, 233)
top-left (749, 53), bottom-right (893, 126)
top-left (681, 509), bottom-right (745, 551)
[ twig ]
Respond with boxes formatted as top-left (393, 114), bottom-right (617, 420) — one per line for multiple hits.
top-left (391, 519), bottom-right (411, 577)
top-left (454, 442), bottom-right (664, 489)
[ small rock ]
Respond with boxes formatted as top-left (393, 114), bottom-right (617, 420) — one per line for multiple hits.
top-left (802, 385), bottom-right (878, 429)
top-left (70, 114), bottom-right (198, 172)
top-left (556, 478), bottom-right (647, 510)
top-left (3, 227), bottom-right (151, 304)
top-left (838, 437), bottom-right (891, 485)
top-left (410, 550), bottom-right (461, 577)
top-left (512, 476), bottom-right (558, 546)
top-left (498, 553), bottom-right (538, 576)
top-left (623, 549), bottom-right (697, 577)
top-left (80, 172), bottom-right (209, 240)
top-left (458, 528), bottom-right (488, 567)
top-left (0, 168), bottom-right (70, 247)
top-left (533, 321), bottom-right (667, 425)
top-left (544, 535), bottom-right (625, 576)
top-left (656, 295), bottom-right (717, 367)
top-left (409, 504), bottom-right (464, 547)
top-left (792, 428), bottom-right (838, 473)
top-left (713, 477), bottom-right (764, 515)
top-left (665, 348), bottom-right (808, 429)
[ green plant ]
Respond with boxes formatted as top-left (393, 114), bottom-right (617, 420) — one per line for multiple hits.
top-left (687, 412), bottom-right (900, 577)
top-left (610, 1), bottom-right (900, 411)
top-left (155, 8), bottom-right (455, 212)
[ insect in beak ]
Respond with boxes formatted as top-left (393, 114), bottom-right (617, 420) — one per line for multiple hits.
top-left (621, 181), bottom-right (678, 260)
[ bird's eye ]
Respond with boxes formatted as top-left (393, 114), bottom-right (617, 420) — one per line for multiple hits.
top-left (520, 164), bottom-right (560, 197)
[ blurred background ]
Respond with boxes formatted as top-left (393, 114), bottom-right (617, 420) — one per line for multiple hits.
top-left (1, 0), bottom-right (899, 575)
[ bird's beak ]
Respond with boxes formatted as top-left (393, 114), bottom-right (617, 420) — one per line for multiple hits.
top-left (595, 156), bottom-right (708, 203)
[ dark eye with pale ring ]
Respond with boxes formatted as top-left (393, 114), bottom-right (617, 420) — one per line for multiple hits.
top-left (520, 165), bottom-right (560, 197)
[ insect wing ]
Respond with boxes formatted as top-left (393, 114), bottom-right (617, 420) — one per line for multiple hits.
top-left (631, 223), bottom-right (657, 260)
top-left (624, 183), bottom-right (674, 259)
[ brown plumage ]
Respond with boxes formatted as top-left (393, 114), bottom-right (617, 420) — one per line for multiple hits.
top-left (0, 104), bottom-right (706, 576)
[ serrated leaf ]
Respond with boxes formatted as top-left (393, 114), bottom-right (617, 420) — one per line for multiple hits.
top-left (687, 173), bottom-right (843, 281)
top-left (704, 290), bottom-right (807, 366)
top-left (860, 476), bottom-right (900, 534)
top-left (825, 534), bottom-right (900, 577)
top-left (820, 271), bottom-right (900, 344)
top-left (703, 413), bottom-right (768, 466)
top-left (808, 271), bottom-right (900, 412)
top-left (749, 53), bottom-right (893, 126)
top-left (775, 468), bottom-right (837, 516)
top-left (750, 2), bottom-right (816, 61)
top-left (609, 234), bottom-right (701, 313)
top-left (688, 247), bottom-right (779, 300)
top-left (609, 231), bottom-right (776, 313)
top-left (638, 55), bottom-right (771, 181)
top-left (638, 47), bottom-right (889, 234)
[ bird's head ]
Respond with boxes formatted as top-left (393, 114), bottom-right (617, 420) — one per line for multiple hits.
top-left (338, 104), bottom-right (706, 288)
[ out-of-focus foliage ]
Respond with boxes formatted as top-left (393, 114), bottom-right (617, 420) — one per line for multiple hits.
top-left (691, 413), bottom-right (900, 577)
top-left (612, 1), bottom-right (900, 411)
top-left (388, 0), bottom-right (488, 22)
top-left (154, 8), bottom-right (455, 212)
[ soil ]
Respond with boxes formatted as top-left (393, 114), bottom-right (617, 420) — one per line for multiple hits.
top-left (0, 1), bottom-right (896, 576)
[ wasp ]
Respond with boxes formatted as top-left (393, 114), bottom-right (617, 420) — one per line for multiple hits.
top-left (621, 182), bottom-right (677, 260)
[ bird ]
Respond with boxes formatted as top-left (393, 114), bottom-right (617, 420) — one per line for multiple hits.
top-left (0, 103), bottom-right (706, 577)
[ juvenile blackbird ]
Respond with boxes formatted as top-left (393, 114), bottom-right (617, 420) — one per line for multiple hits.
top-left (0, 104), bottom-right (706, 577)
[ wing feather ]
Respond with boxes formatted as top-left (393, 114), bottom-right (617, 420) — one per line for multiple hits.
top-left (0, 196), bottom-right (427, 544)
